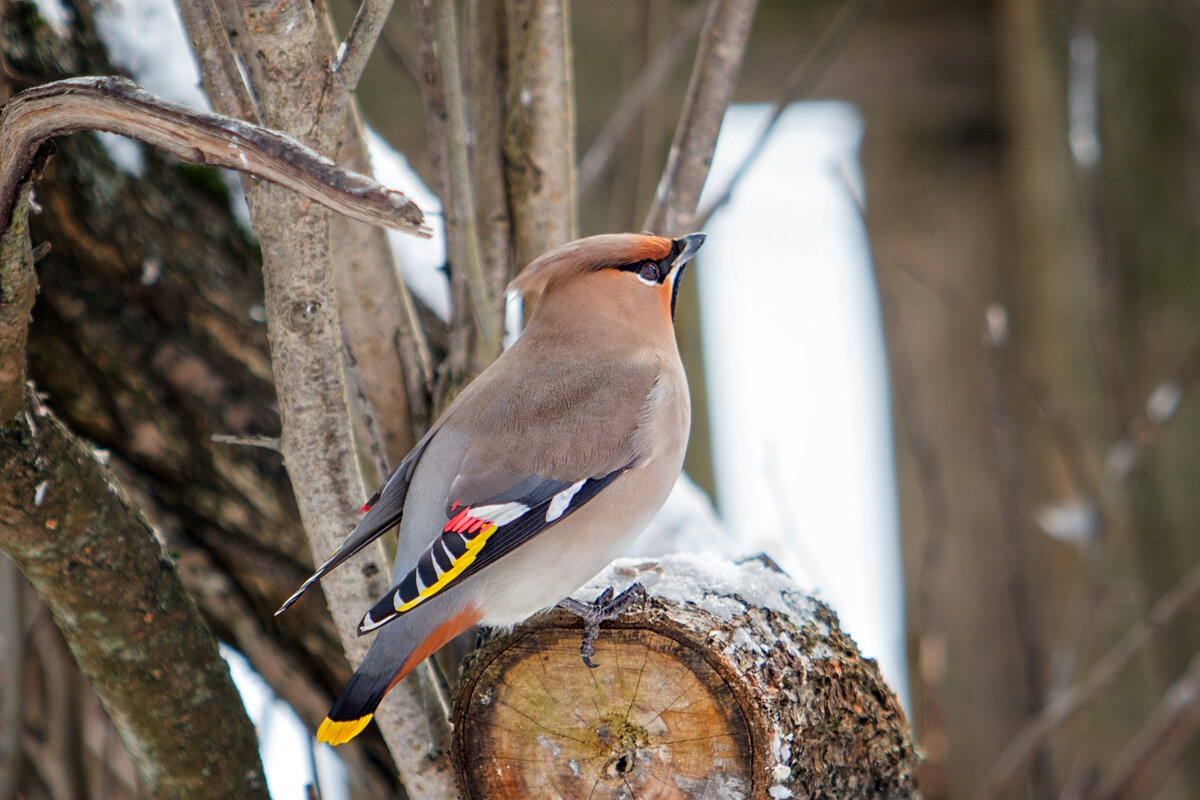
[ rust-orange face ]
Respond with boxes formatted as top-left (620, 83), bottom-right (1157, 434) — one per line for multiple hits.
top-left (606, 233), bottom-right (706, 321)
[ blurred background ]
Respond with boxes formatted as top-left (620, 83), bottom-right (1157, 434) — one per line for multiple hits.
top-left (3, 0), bottom-right (1200, 799)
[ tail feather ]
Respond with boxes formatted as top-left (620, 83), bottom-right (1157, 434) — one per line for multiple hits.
top-left (316, 600), bottom-right (483, 745)
top-left (317, 715), bottom-right (374, 746)
top-left (316, 668), bottom-right (390, 745)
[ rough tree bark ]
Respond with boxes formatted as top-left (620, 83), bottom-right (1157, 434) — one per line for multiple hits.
top-left (452, 556), bottom-right (917, 800)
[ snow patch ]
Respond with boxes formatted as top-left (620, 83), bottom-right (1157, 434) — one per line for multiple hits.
top-left (722, 626), bottom-right (763, 656)
top-left (32, 0), bottom-right (72, 36)
top-left (97, 132), bottom-right (146, 176)
top-left (93, 0), bottom-right (207, 110)
top-left (536, 734), bottom-right (561, 758)
top-left (575, 552), bottom-right (814, 623)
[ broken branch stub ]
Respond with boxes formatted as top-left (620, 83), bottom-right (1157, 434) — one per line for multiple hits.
top-left (0, 76), bottom-right (431, 236)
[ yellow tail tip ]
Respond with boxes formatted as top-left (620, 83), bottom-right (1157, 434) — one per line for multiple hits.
top-left (316, 714), bottom-right (373, 746)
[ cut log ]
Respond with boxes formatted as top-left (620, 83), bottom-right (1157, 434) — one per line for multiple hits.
top-left (451, 554), bottom-right (919, 799)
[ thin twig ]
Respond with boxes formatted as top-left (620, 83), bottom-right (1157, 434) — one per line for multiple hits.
top-left (1085, 648), bottom-right (1200, 800)
top-left (1019, 377), bottom-right (1108, 700)
top-left (642, 0), bottom-right (760, 235)
top-left (979, 306), bottom-right (1053, 800)
top-left (328, 0), bottom-right (397, 121)
top-left (211, 434), bottom-right (283, 452)
top-left (502, 0), bottom-right (577, 297)
top-left (974, 556), bottom-right (1200, 800)
top-left (409, 0), bottom-right (497, 383)
top-left (176, 0), bottom-right (260, 122)
top-left (0, 77), bottom-right (431, 235)
top-left (578, 0), bottom-right (708, 198)
top-left (1103, 328), bottom-right (1200, 490)
top-left (694, 0), bottom-right (876, 227)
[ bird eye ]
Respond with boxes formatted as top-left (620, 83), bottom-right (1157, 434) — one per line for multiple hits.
top-left (638, 262), bottom-right (659, 284)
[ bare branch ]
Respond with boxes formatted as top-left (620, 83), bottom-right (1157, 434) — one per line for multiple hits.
top-left (175, 0), bottom-right (259, 122)
top-left (0, 77), bottom-right (431, 235)
top-left (974, 556), bottom-right (1200, 800)
top-left (408, 0), bottom-right (498, 386)
top-left (328, 0), bottom-right (397, 116)
top-left (503, 0), bottom-right (578, 271)
top-left (578, 1), bottom-right (708, 198)
top-left (465, 0), bottom-right (512, 302)
top-left (407, 0), bottom-right (469, 387)
top-left (1086, 648), bottom-right (1200, 800)
top-left (642, 0), bottom-right (760, 236)
top-left (432, 0), bottom-right (499, 365)
top-left (694, 0), bottom-right (876, 226)
top-left (329, 124), bottom-right (431, 459)
top-left (978, 307), bottom-right (1052, 800)
top-left (211, 434), bottom-right (283, 451)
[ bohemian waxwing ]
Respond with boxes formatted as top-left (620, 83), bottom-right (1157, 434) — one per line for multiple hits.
top-left (277, 231), bottom-right (706, 745)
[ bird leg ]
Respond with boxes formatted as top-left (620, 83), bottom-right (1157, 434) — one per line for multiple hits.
top-left (474, 625), bottom-right (496, 649)
top-left (559, 583), bottom-right (648, 668)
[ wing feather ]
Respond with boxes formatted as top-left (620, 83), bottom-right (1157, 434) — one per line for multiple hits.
top-left (275, 433), bottom-right (435, 614)
top-left (357, 467), bottom-right (627, 633)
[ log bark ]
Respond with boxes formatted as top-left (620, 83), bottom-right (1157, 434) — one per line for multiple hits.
top-left (451, 555), bottom-right (918, 800)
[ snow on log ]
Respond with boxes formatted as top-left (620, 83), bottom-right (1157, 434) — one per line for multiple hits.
top-left (451, 554), bottom-right (918, 799)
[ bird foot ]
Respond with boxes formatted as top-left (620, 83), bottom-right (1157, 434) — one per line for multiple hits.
top-left (560, 583), bottom-right (648, 668)
top-left (474, 625), bottom-right (496, 649)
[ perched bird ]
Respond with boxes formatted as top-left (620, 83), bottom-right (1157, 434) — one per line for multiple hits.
top-left (277, 232), bottom-right (705, 745)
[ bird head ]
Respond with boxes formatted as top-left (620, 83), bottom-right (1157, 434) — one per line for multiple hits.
top-left (509, 233), bottom-right (707, 327)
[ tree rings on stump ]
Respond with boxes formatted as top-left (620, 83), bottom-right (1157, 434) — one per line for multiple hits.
top-left (455, 612), bottom-right (756, 798)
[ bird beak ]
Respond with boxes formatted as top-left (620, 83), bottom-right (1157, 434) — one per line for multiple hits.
top-left (671, 233), bottom-right (707, 270)
top-left (665, 233), bottom-right (705, 322)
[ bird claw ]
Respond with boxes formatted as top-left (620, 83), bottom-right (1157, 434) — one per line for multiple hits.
top-left (474, 625), bottom-right (496, 649)
top-left (560, 583), bottom-right (648, 668)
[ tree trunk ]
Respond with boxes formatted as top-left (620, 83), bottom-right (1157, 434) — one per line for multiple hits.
top-left (451, 556), bottom-right (918, 800)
